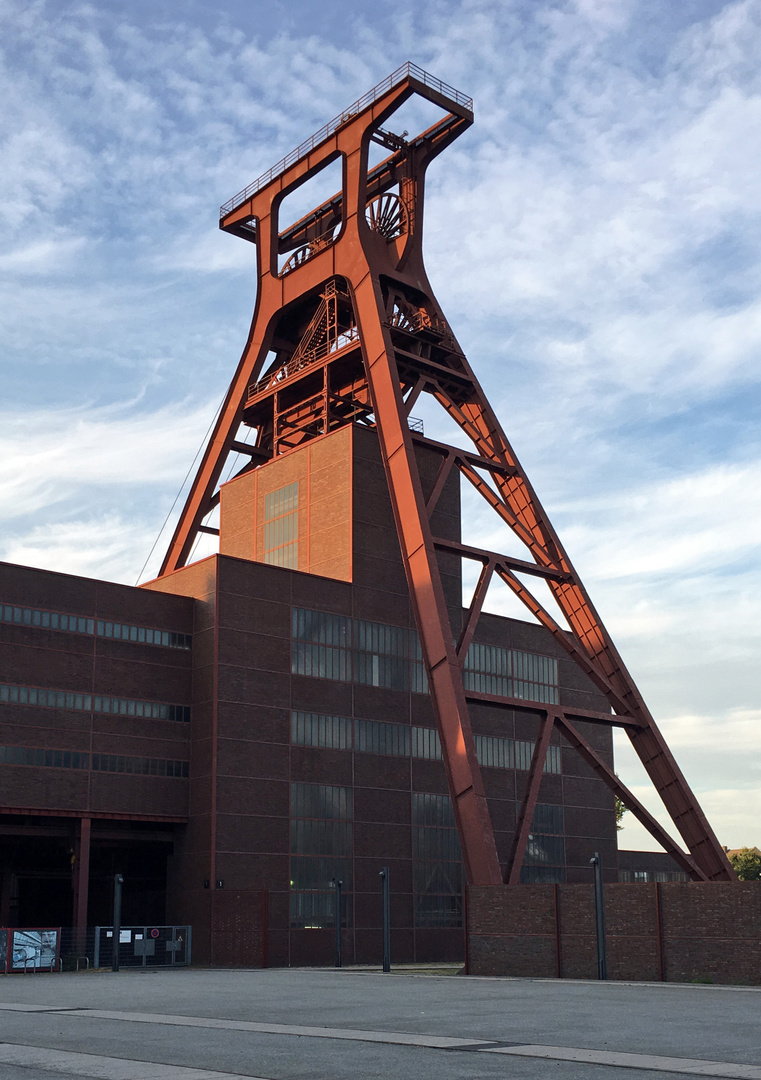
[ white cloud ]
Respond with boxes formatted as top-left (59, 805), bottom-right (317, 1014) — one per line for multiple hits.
top-left (1, 514), bottom-right (152, 585)
top-left (0, 401), bottom-right (218, 514)
top-left (0, 0), bottom-right (759, 848)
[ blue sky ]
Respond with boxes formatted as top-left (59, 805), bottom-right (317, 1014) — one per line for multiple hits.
top-left (1, 0), bottom-right (760, 853)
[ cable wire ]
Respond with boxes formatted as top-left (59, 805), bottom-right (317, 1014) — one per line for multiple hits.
top-left (134, 394), bottom-right (226, 586)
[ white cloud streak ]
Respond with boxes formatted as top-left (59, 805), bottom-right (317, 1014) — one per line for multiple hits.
top-left (1, 0), bottom-right (759, 848)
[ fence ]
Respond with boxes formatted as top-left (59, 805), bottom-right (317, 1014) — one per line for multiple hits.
top-left (467, 882), bottom-right (761, 985)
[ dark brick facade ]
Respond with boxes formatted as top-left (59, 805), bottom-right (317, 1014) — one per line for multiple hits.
top-left (1, 425), bottom-right (625, 965)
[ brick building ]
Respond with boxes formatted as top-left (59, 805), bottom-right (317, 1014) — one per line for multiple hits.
top-left (1, 424), bottom-right (618, 965)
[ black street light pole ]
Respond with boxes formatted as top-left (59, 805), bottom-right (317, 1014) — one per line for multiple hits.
top-left (590, 853), bottom-right (607, 980)
top-left (379, 867), bottom-right (391, 973)
top-left (112, 873), bottom-right (124, 973)
top-left (331, 878), bottom-right (343, 969)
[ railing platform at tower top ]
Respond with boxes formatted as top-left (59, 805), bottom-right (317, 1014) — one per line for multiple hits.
top-left (219, 63), bottom-right (473, 219)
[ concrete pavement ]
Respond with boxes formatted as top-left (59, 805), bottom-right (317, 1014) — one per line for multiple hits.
top-left (0, 966), bottom-right (760, 1079)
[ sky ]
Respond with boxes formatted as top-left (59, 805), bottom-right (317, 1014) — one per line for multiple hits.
top-left (1, 0), bottom-right (760, 854)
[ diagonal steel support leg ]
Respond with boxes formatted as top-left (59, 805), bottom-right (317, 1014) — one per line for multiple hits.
top-left (456, 559), bottom-right (495, 661)
top-left (505, 712), bottom-right (555, 884)
top-left (554, 713), bottom-right (706, 880)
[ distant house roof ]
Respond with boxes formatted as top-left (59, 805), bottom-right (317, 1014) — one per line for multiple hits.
top-left (724, 846), bottom-right (761, 858)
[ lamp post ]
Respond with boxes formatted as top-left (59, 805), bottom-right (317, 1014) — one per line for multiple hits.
top-left (331, 878), bottom-right (343, 969)
top-left (379, 868), bottom-right (391, 972)
top-left (112, 874), bottom-right (124, 973)
top-left (590, 853), bottom-right (607, 980)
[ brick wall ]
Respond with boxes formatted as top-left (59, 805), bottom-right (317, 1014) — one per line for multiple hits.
top-left (467, 882), bottom-right (761, 985)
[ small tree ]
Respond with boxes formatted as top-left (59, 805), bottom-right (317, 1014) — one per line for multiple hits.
top-left (615, 795), bottom-right (628, 831)
top-left (728, 848), bottom-right (761, 881)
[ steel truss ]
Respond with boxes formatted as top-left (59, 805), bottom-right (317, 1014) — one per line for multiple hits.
top-left (160, 63), bottom-right (734, 884)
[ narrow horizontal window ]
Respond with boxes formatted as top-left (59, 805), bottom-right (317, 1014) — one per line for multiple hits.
top-left (0, 601), bottom-right (191, 650)
top-left (0, 682), bottom-right (189, 723)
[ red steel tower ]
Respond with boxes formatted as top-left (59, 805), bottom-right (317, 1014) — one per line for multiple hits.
top-left (160, 63), bottom-right (734, 885)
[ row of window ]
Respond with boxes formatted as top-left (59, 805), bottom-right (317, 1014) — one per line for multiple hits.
top-left (291, 710), bottom-right (562, 774)
top-left (618, 870), bottom-right (689, 883)
top-left (463, 647), bottom-right (558, 705)
top-left (91, 754), bottom-right (189, 777)
top-left (1, 603), bottom-right (191, 650)
top-left (292, 608), bottom-right (426, 694)
top-left (0, 744), bottom-right (189, 777)
top-left (289, 783), bottom-right (465, 929)
top-left (291, 607), bottom-right (559, 704)
top-left (288, 780), bottom-right (567, 926)
top-left (0, 683), bottom-right (191, 723)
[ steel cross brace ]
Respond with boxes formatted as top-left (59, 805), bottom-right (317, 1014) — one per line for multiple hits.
top-left (159, 65), bottom-right (734, 885)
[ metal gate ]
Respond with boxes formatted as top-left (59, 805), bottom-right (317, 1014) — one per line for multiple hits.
top-left (93, 925), bottom-right (191, 968)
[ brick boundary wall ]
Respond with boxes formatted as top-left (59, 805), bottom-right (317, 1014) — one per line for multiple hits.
top-left (466, 883), bottom-right (761, 985)
top-left (209, 889), bottom-right (268, 968)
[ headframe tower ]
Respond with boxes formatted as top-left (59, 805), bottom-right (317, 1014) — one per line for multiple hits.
top-left (159, 63), bottom-right (733, 885)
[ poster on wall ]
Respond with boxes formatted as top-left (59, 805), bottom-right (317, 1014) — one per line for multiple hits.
top-left (9, 929), bottom-right (60, 972)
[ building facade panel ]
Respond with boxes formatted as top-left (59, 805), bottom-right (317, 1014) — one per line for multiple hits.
top-left (0, 426), bottom-right (624, 960)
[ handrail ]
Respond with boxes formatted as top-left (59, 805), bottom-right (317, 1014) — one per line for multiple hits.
top-left (246, 327), bottom-right (360, 402)
top-left (220, 62), bottom-right (472, 218)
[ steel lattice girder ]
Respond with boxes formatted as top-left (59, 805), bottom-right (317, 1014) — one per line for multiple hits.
top-left (159, 63), bottom-right (734, 885)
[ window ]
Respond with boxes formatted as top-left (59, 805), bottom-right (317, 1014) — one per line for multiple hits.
top-left (292, 607), bottom-right (558, 705)
top-left (0, 602), bottom-right (191, 650)
top-left (291, 711), bottom-right (351, 750)
top-left (0, 745), bottom-right (89, 770)
top-left (0, 683), bottom-right (190, 722)
top-left (473, 734), bottom-right (513, 769)
top-left (515, 739), bottom-right (561, 774)
top-left (413, 793), bottom-right (463, 927)
top-left (291, 609), bottom-right (426, 694)
top-left (90, 754), bottom-right (189, 777)
top-left (353, 619), bottom-right (409, 691)
top-left (410, 631), bottom-right (428, 694)
top-left (291, 609), bottom-right (351, 681)
top-left (520, 803), bottom-right (565, 884)
top-left (289, 710), bottom-right (561, 775)
top-left (355, 718), bottom-right (410, 757)
top-left (290, 783), bottom-right (352, 928)
top-left (464, 642), bottom-right (558, 704)
top-left (0, 745), bottom-right (188, 777)
top-left (410, 726), bottom-right (442, 761)
top-left (264, 482), bottom-right (299, 568)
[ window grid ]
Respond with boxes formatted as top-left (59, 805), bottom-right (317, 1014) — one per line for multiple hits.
top-left (1, 603), bottom-right (191, 650)
top-left (463, 642), bottom-right (558, 704)
top-left (412, 793), bottom-right (463, 927)
top-left (0, 745), bottom-right (89, 770)
top-left (264, 482), bottom-right (299, 569)
top-left (90, 753), bottom-right (189, 777)
top-left (291, 711), bottom-right (351, 750)
top-left (620, 869), bottom-right (689, 883)
top-left (0, 745), bottom-right (188, 777)
top-left (292, 608), bottom-right (559, 705)
top-left (0, 683), bottom-right (190, 722)
top-left (290, 782), bottom-right (352, 929)
top-left (291, 711), bottom-right (561, 774)
top-left (521, 802), bottom-right (565, 884)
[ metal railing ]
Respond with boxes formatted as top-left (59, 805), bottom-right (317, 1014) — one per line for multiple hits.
top-left (246, 326), bottom-right (360, 402)
top-left (220, 62), bottom-right (473, 218)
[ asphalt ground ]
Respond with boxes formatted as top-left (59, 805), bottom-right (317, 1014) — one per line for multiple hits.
top-left (1, 966), bottom-right (760, 1080)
